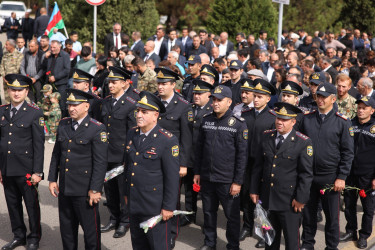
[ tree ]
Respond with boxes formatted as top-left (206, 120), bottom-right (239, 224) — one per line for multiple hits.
top-left (206, 0), bottom-right (278, 41)
top-left (337, 0), bottom-right (375, 34)
top-left (283, 0), bottom-right (344, 34)
top-left (59, 0), bottom-right (159, 53)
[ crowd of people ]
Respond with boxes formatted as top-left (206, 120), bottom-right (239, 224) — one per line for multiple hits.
top-left (0, 9), bottom-right (374, 250)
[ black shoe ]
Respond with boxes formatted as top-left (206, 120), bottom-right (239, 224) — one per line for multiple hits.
top-left (170, 238), bottom-right (175, 249)
top-left (255, 239), bottom-right (265, 248)
top-left (199, 245), bottom-right (215, 250)
top-left (239, 228), bottom-right (252, 241)
top-left (113, 225), bottom-right (128, 238)
top-left (101, 221), bottom-right (116, 233)
top-left (1, 239), bottom-right (26, 250)
top-left (317, 211), bottom-right (323, 223)
top-left (339, 232), bottom-right (358, 242)
top-left (357, 237), bottom-right (367, 249)
top-left (180, 215), bottom-right (195, 227)
top-left (26, 243), bottom-right (39, 250)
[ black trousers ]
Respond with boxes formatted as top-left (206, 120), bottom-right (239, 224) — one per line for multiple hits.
top-left (27, 80), bottom-right (42, 103)
top-left (183, 167), bottom-right (198, 215)
top-left (266, 209), bottom-right (302, 250)
top-left (3, 176), bottom-right (41, 244)
top-left (302, 181), bottom-right (340, 250)
top-left (170, 178), bottom-right (182, 241)
top-left (201, 181), bottom-right (241, 250)
top-left (130, 214), bottom-right (171, 250)
top-left (240, 167), bottom-right (255, 231)
top-left (344, 174), bottom-right (375, 239)
top-left (103, 162), bottom-right (129, 227)
top-left (56, 84), bottom-right (68, 117)
top-left (58, 194), bottom-right (101, 250)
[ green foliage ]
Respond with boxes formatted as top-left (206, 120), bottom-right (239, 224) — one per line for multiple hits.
top-left (206, 0), bottom-right (278, 41)
top-left (337, 0), bottom-right (375, 34)
top-left (283, 0), bottom-right (344, 34)
top-left (58, 0), bottom-right (159, 53)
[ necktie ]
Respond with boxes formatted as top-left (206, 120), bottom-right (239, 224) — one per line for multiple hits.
top-left (255, 110), bottom-right (260, 116)
top-left (144, 54), bottom-right (149, 61)
top-left (115, 35), bottom-right (118, 49)
top-left (72, 121), bottom-right (78, 131)
top-left (137, 134), bottom-right (146, 147)
top-left (195, 107), bottom-right (202, 116)
top-left (320, 114), bottom-right (326, 121)
top-left (276, 135), bottom-right (284, 150)
top-left (11, 108), bottom-right (17, 118)
top-left (162, 101), bottom-right (168, 107)
top-left (111, 98), bottom-right (117, 108)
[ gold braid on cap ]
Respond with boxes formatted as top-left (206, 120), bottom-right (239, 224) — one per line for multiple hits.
top-left (73, 72), bottom-right (89, 81)
top-left (254, 83), bottom-right (271, 94)
top-left (7, 79), bottom-right (29, 88)
top-left (138, 96), bottom-right (158, 111)
top-left (67, 93), bottom-right (87, 102)
top-left (275, 106), bottom-right (297, 117)
top-left (282, 84), bottom-right (299, 95)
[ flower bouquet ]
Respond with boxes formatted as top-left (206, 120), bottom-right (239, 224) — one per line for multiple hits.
top-left (140, 210), bottom-right (194, 233)
top-left (320, 184), bottom-right (370, 198)
top-left (254, 201), bottom-right (275, 246)
top-left (25, 174), bottom-right (39, 198)
top-left (104, 165), bottom-right (124, 182)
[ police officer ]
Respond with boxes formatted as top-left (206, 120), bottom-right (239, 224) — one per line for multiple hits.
top-left (241, 79), bottom-right (276, 247)
top-left (182, 55), bottom-right (201, 103)
top-left (279, 81), bottom-right (304, 129)
top-left (250, 102), bottom-right (314, 250)
top-left (72, 69), bottom-right (102, 120)
top-left (232, 79), bottom-right (254, 116)
top-left (340, 96), bottom-right (375, 249)
top-left (124, 91), bottom-right (180, 250)
top-left (180, 79), bottom-right (214, 227)
top-left (0, 74), bottom-right (44, 250)
top-left (300, 82), bottom-right (354, 250)
top-left (155, 67), bottom-right (193, 248)
top-left (48, 89), bottom-right (108, 250)
top-left (223, 60), bottom-right (244, 107)
top-left (194, 85), bottom-right (248, 250)
top-left (200, 64), bottom-right (219, 87)
top-left (299, 72), bottom-right (325, 112)
top-left (99, 66), bottom-right (140, 237)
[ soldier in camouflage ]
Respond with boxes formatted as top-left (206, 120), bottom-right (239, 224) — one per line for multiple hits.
top-left (44, 92), bottom-right (61, 144)
top-left (38, 84), bottom-right (53, 108)
top-left (0, 39), bottom-right (24, 103)
top-left (336, 74), bottom-right (357, 119)
top-left (131, 56), bottom-right (158, 93)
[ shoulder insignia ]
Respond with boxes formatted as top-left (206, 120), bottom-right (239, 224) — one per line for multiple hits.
top-left (336, 112), bottom-right (348, 120)
top-left (233, 114), bottom-right (245, 122)
top-left (105, 95), bottom-right (111, 99)
top-left (126, 96), bottom-right (136, 104)
top-left (203, 112), bottom-right (213, 118)
top-left (27, 102), bottom-right (40, 110)
top-left (304, 110), bottom-right (316, 115)
top-left (296, 131), bottom-right (310, 140)
top-left (131, 126), bottom-right (139, 130)
top-left (159, 128), bottom-right (173, 138)
top-left (263, 129), bottom-right (276, 134)
top-left (269, 109), bottom-right (277, 116)
top-left (177, 96), bottom-right (189, 105)
top-left (133, 88), bottom-right (140, 94)
top-left (0, 104), bottom-right (10, 108)
top-left (90, 118), bottom-right (102, 126)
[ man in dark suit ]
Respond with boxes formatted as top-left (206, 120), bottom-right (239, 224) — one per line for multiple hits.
top-left (124, 91), bottom-right (180, 250)
top-left (250, 102), bottom-right (314, 250)
top-left (0, 74), bottom-right (45, 250)
top-left (104, 23), bottom-right (125, 57)
top-left (319, 56), bottom-right (338, 83)
top-left (143, 40), bottom-right (160, 67)
top-left (48, 89), bottom-right (108, 250)
top-left (159, 28), bottom-right (183, 61)
top-left (45, 40), bottom-right (71, 117)
top-left (219, 32), bottom-right (235, 56)
top-left (99, 66), bottom-right (139, 238)
top-left (4, 12), bottom-right (21, 40)
top-left (177, 28), bottom-right (192, 56)
top-left (33, 7), bottom-right (49, 38)
top-left (131, 31), bottom-right (145, 58)
top-left (21, 12), bottom-right (34, 45)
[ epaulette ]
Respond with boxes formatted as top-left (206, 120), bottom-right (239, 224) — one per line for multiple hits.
top-left (242, 106), bottom-right (252, 113)
top-left (92, 93), bottom-right (101, 99)
top-left (90, 118), bottom-right (102, 126)
top-left (269, 109), bottom-right (277, 116)
top-left (27, 102), bottom-right (40, 110)
top-left (105, 95), bottom-right (111, 99)
top-left (131, 126), bottom-right (139, 130)
top-left (336, 112), bottom-right (348, 120)
top-left (177, 96), bottom-right (189, 104)
top-left (126, 96), bottom-right (136, 104)
top-left (263, 129), bottom-right (276, 134)
top-left (133, 88), bottom-right (140, 94)
top-left (233, 113), bottom-right (245, 122)
top-left (296, 131), bottom-right (309, 140)
top-left (61, 117), bottom-right (70, 120)
top-left (304, 110), bottom-right (316, 115)
top-left (0, 104), bottom-right (10, 108)
top-left (203, 112), bottom-right (213, 118)
top-left (159, 128), bottom-right (173, 138)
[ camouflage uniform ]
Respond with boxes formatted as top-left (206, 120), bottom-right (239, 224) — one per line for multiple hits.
top-left (45, 92), bottom-right (61, 141)
top-left (137, 67), bottom-right (158, 93)
top-left (337, 94), bottom-right (357, 119)
top-left (0, 49), bottom-right (24, 103)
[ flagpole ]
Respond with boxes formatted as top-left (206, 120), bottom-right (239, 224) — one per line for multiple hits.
top-left (93, 5), bottom-right (97, 53)
top-left (64, 26), bottom-right (68, 38)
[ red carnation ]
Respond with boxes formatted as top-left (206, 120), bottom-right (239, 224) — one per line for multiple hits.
top-left (46, 71), bottom-right (51, 76)
top-left (26, 173), bottom-right (32, 179)
top-left (193, 183), bottom-right (200, 192)
top-left (359, 189), bottom-right (367, 198)
top-left (26, 180), bottom-right (32, 186)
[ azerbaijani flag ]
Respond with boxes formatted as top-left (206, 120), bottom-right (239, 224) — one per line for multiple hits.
top-left (44, 3), bottom-right (65, 38)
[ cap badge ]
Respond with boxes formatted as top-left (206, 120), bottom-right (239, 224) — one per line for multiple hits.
top-left (140, 96), bottom-right (148, 104)
top-left (73, 72), bottom-right (79, 79)
top-left (12, 79), bottom-right (21, 87)
top-left (285, 84), bottom-right (292, 90)
top-left (195, 85), bottom-right (201, 90)
top-left (202, 67), bottom-right (208, 73)
top-left (157, 71), bottom-right (165, 78)
top-left (68, 93), bottom-right (75, 100)
top-left (312, 73), bottom-right (319, 80)
top-left (361, 96), bottom-right (369, 102)
top-left (255, 83), bottom-right (262, 90)
top-left (244, 81), bottom-right (250, 87)
top-left (109, 71), bottom-right (114, 77)
top-left (279, 107), bottom-right (288, 115)
top-left (214, 87), bottom-right (222, 94)
top-left (188, 55), bottom-right (194, 61)
top-left (320, 86), bottom-right (326, 92)
top-left (231, 61), bottom-right (238, 66)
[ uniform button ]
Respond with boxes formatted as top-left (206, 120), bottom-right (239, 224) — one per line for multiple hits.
top-left (132, 173), bottom-right (134, 176)
top-left (8, 151), bottom-right (10, 154)
top-left (273, 164), bottom-right (276, 167)
top-left (158, 117), bottom-right (161, 120)
top-left (108, 116), bottom-right (111, 118)
top-left (271, 174), bottom-right (274, 177)
top-left (131, 183), bottom-right (134, 187)
top-left (108, 124), bottom-right (111, 127)
top-left (122, 144), bottom-right (125, 146)
top-left (274, 155), bottom-right (277, 159)
top-left (134, 162), bottom-right (137, 166)
top-left (8, 141), bottom-right (11, 144)
top-left (194, 121), bottom-right (196, 123)
top-left (136, 152), bottom-right (139, 155)
top-left (68, 149), bottom-right (71, 152)
top-left (8, 132), bottom-right (11, 135)
top-left (69, 140), bottom-right (72, 143)
top-left (66, 159), bottom-right (69, 162)
top-left (80, 140), bottom-right (83, 143)
top-left (85, 171), bottom-right (88, 174)
top-left (9, 123), bottom-right (12, 126)
top-left (66, 169), bottom-right (69, 172)
top-left (153, 188), bottom-right (156, 191)
top-left (271, 183), bottom-right (274, 187)
top-left (107, 132), bottom-right (110, 135)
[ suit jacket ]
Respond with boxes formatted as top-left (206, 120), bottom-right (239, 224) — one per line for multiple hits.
top-left (33, 14), bottom-right (49, 38)
top-left (48, 116), bottom-right (108, 196)
top-left (144, 52), bottom-right (161, 67)
top-left (100, 87), bottom-right (139, 163)
top-left (177, 36), bottom-right (192, 56)
top-left (226, 40), bottom-right (235, 55)
top-left (0, 102), bottom-right (45, 176)
top-left (104, 32), bottom-right (126, 57)
top-left (159, 39), bottom-right (183, 60)
top-left (21, 17), bottom-right (34, 39)
top-left (131, 40), bottom-right (145, 58)
top-left (250, 129), bottom-right (313, 211)
top-left (326, 66), bottom-right (338, 83)
top-left (88, 90), bottom-right (102, 121)
top-left (45, 50), bottom-right (71, 86)
top-left (178, 55), bottom-right (186, 67)
top-left (124, 125), bottom-right (180, 217)
top-left (4, 17), bottom-right (20, 40)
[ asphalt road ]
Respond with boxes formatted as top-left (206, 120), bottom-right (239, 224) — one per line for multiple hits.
top-left (0, 33), bottom-right (375, 249)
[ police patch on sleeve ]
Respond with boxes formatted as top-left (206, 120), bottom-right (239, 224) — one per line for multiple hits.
top-left (188, 111), bottom-right (193, 122)
top-left (39, 117), bottom-right (44, 126)
top-left (349, 127), bottom-right (354, 137)
top-left (307, 146), bottom-right (313, 156)
top-left (243, 129), bottom-right (248, 140)
top-left (172, 145), bottom-right (179, 157)
top-left (100, 132), bottom-right (107, 142)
